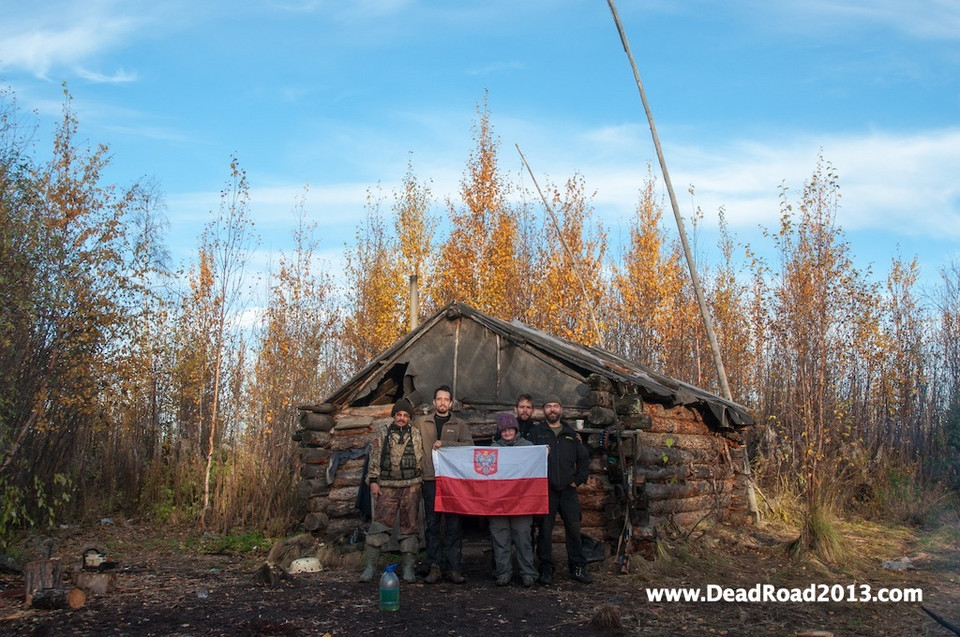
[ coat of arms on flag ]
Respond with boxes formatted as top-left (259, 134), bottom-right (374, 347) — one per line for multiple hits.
top-left (474, 449), bottom-right (498, 476)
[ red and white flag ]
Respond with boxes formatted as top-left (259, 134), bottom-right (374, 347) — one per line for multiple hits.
top-left (434, 445), bottom-right (549, 516)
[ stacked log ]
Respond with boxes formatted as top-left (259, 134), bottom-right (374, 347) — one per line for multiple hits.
top-left (586, 374), bottom-right (617, 426)
top-left (635, 402), bottom-right (747, 528)
top-left (294, 402), bottom-right (384, 537)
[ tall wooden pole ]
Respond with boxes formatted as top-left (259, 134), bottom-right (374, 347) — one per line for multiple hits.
top-left (606, 0), bottom-right (758, 521)
top-left (606, 0), bottom-right (731, 401)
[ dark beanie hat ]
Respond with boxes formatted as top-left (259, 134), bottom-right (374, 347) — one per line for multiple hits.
top-left (496, 412), bottom-right (519, 434)
top-left (392, 397), bottom-right (414, 417)
top-left (542, 395), bottom-right (562, 408)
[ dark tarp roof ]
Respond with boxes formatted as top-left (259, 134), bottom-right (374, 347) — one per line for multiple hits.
top-left (326, 302), bottom-right (753, 430)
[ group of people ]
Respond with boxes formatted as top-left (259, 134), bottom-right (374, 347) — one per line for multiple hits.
top-left (359, 386), bottom-right (593, 587)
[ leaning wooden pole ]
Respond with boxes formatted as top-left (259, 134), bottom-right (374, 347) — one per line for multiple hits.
top-left (606, 0), bottom-right (730, 400)
top-left (515, 143), bottom-right (604, 346)
top-left (606, 0), bottom-right (759, 521)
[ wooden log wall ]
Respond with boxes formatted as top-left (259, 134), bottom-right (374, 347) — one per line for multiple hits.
top-left (294, 403), bottom-right (385, 537)
top-left (295, 381), bottom-right (748, 545)
top-left (636, 402), bottom-right (750, 529)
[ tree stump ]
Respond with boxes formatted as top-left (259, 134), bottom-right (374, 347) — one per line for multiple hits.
top-left (24, 559), bottom-right (63, 606)
top-left (74, 571), bottom-right (118, 596)
top-left (30, 586), bottom-right (86, 610)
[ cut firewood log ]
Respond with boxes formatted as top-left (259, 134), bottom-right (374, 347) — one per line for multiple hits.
top-left (74, 571), bottom-right (118, 596)
top-left (614, 393), bottom-right (644, 415)
top-left (296, 479), bottom-right (329, 499)
top-left (588, 406), bottom-right (617, 425)
top-left (303, 511), bottom-right (330, 532)
top-left (299, 403), bottom-right (335, 414)
top-left (30, 587), bottom-right (86, 610)
top-left (24, 559), bottom-right (63, 606)
top-left (300, 412), bottom-right (335, 432)
top-left (585, 390), bottom-right (613, 408)
top-left (586, 373), bottom-right (613, 391)
top-left (333, 416), bottom-right (374, 431)
top-left (622, 414), bottom-right (652, 430)
top-left (297, 430), bottom-right (331, 447)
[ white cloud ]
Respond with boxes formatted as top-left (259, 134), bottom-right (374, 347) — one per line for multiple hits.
top-left (74, 67), bottom-right (138, 84)
top-left (0, 9), bottom-right (142, 79)
top-left (538, 119), bottom-right (960, 239)
top-left (0, 1), bottom-right (193, 80)
top-left (744, 0), bottom-right (960, 41)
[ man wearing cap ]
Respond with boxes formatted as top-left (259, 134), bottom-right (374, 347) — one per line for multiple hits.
top-left (360, 397), bottom-right (423, 584)
top-left (417, 385), bottom-right (475, 584)
top-left (488, 412), bottom-right (539, 587)
top-left (528, 396), bottom-right (593, 584)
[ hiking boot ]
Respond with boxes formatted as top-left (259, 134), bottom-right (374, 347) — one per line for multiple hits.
top-left (401, 553), bottom-right (417, 583)
top-left (359, 546), bottom-right (380, 583)
top-left (495, 575), bottom-right (511, 586)
top-left (448, 571), bottom-right (466, 584)
top-left (521, 576), bottom-right (535, 588)
top-left (537, 568), bottom-right (553, 586)
top-left (570, 566), bottom-right (593, 584)
top-left (424, 564), bottom-right (441, 584)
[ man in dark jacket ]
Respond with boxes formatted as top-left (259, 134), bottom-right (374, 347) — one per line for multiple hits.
top-left (528, 396), bottom-right (592, 584)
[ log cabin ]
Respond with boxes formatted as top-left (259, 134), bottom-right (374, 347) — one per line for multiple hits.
top-left (295, 301), bottom-right (754, 555)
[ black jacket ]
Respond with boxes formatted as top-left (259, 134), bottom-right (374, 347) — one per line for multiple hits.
top-left (517, 417), bottom-right (539, 441)
top-left (528, 421), bottom-right (590, 490)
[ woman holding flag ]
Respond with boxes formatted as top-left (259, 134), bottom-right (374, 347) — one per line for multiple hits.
top-left (488, 413), bottom-right (539, 587)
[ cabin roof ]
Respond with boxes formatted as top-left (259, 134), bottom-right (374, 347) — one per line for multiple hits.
top-left (327, 301), bottom-right (753, 429)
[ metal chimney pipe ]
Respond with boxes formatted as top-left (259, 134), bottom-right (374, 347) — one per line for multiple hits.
top-left (409, 274), bottom-right (419, 331)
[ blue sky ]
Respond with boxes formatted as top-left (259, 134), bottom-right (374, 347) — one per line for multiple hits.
top-left (2, 0), bottom-right (959, 294)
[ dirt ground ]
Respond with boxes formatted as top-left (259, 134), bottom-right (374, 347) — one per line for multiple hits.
top-left (1, 517), bottom-right (958, 637)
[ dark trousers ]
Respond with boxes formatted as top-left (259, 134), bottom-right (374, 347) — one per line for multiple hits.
top-left (421, 479), bottom-right (464, 571)
top-left (536, 486), bottom-right (585, 573)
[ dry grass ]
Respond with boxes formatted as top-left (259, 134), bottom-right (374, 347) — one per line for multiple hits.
top-left (315, 543), bottom-right (347, 569)
top-left (788, 505), bottom-right (848, 564)
top-left (338, 548), bottom-right (365, 570)
top-left (588, 603), bottom-right (625, 635)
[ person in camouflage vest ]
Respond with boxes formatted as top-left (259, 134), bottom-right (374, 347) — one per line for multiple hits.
top-left (360, 397), bottom-right (424, 583)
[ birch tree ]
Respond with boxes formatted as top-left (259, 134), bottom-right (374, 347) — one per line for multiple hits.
top-left (196, 156), bottom-right (256, 524)
top-left (765, 158), bottom-right (877, 559)
top-left (533, 173), bottom-right (607, 346)
top-left (342, 190), bottom-right (406, 370)
top-left (609, 173), bottom-right (686, 370)
top-left (433, 94), bottom-right (523, 319)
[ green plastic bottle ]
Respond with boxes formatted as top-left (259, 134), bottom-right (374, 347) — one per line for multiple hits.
top-left (379, 563), bottom-right (400, 611)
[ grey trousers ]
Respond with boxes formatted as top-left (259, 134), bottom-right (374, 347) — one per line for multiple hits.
top-left (489, 515), bottom-right (538, 581)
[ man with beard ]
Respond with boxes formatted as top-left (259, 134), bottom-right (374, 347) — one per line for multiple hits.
top-left (514, 393), bottom-right (538, 441)
top-left (360, 397), bottom-right (422, 583)
top-left (528, 396), bottom-right (592, 584)
top-left (417, 385), bottom-right (474, 584)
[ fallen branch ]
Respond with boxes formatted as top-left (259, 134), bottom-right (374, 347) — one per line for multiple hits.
top-left (922, 605), bottom-right (960, 636)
